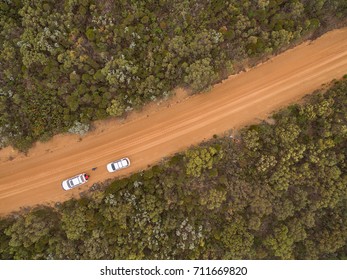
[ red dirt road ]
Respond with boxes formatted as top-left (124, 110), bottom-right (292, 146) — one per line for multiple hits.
top-left (1, 28), bottom-right (347, 215)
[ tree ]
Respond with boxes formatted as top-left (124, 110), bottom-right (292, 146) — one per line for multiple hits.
top-left (185, 146), bottom-right (223, 177)
top-left (61, 205), bottom-right (89, 241)
top-left (221, 216), bottom-right (254, 259)
top-left (199, 188), bottom-right (227, 210)
top-left (184, 58), bottom-right (217, 92)
top-left (264, 225), bottom-right (294, 259)
top-left (101, 56), bottom-right (139, 88)
top-left (106, 97), bottom-right (126, 117)
top-left (4, 208), bottom-right (60, 259)
top-left (68, 121), bottom-right (90, 136)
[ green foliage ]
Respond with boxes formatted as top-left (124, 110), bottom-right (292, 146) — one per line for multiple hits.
top-left (106, 97), bottom-right (126, 117)
top-left (3, 207), bottom-right (61, 259)
top-left (1, 0), bottom-right (345, 149)
top-left (1, 0), bottom-right (347, 259)
top-left (199, 188), bottom-right (227, 210)
top-left (1, 79), bottom-right (346, 260)
top-left (185, 146), bottom-right (223, 177)
top-left (101, 57), bottom-right (139, 88)
top-left (221, 216), bottom-right (254, 259)
top-left (184, 58), bottom-right (217, 92)
top-left (61, 205), bottom-right (89, 241)
top-left (85, 28), bottom-right (96, 41)
top-left (264, 225), bottom-right (294, 259)
top-left (67, 121), bottom-right (90, 136)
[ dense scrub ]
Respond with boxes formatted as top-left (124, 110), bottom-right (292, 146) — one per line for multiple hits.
top-left (1, 78), bottom-right (346, 260)
top-left (1, 0), bottom-right (346, 150)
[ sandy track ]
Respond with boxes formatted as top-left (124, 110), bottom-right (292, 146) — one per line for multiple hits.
top-left (1, 27), bottom-right (347, 215)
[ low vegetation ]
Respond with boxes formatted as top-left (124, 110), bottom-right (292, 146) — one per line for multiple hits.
top-left (1, 0), bottom-right (346, 150)
top-left (1, 78), bottom-right (346, 260)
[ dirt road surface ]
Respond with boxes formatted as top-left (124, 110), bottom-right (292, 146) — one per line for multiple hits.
top-left (1, 27), bottom-right (347, 215)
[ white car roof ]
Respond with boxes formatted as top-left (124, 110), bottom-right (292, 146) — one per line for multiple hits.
top-left (62, 173), bottom-right (87, 190)
top-left (116, 160), bottom-right (124, 168)
top-left (107, 158), bottom-right (130, 172)
top-left (71, 177), bottom-right (81, 186)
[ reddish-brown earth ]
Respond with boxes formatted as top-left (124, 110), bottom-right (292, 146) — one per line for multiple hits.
top-left (1, 27), bottom-right (347, 215)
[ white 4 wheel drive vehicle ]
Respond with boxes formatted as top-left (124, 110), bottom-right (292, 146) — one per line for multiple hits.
top-left (61, 173), bottom-right (89, 190)
top-left (106, 157), bottom-right (130, 172)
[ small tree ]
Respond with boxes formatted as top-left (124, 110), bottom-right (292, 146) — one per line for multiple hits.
top-left (68, 121), bottom-right (90, 136)
top-left (184, 58), bottom-right (217, 92)
top-left (106, 98), bottom-right (125, 117)
top-left (185, 146), bottom-right (223, 177)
